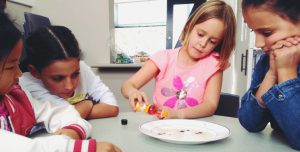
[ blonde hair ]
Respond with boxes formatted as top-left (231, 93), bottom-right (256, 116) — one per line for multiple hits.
top-left (180, 0), bottom-right (236, 70)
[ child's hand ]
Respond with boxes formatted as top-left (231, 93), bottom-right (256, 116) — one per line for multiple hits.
top-left (157, 106), bottom-right (179, 119)
top-left (270, 36), bottom-right (300, 82)
top-left (96, 142), bottom-right (122, 152)
top-left (128, 90), bottom-right (149, 111)
top-left (271, 36), bottom-right (300, 66)
top-left (266, 51), bottom-right (278, 82)
top-left (282, 36), bottom-right (300, 62)
top-left (74, 100), bottom-right (93, 118)
top-left (54, 128), bottom-right (80, 139)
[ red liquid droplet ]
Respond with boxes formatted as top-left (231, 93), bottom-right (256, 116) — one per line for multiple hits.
top-left (148, 104), bottom-right (157, 115)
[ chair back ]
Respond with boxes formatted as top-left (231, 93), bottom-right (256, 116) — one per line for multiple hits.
top-left (215, 93), bottom-right (240, 117)
top-left (21, 12), bottom-right (51, 72)
top-left (23, 12), bottom-right (51, 38)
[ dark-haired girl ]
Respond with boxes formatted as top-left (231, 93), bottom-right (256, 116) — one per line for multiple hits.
top-left (20, 26), bottom-right (119, 119)
top-left (238, 0), bottom-right (300, 149)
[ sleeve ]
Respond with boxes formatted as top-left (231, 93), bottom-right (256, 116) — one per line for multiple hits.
top-left (149, 49), bottom-right (170, 81)
top-left (19, 72), bottom-right (69, 106)
top-left (238, 87), bottom-right (271, 132)
top-left (80, 61), bottom-right (118, 106)
top-left (149, 49), bottom-right (168, 72)
top-left (262, 78), bottom-right (300, 150)
top-left (238, 54), bottom-right (272, 132)
top-left (0, 130), bottom-right (96, 152)
top-left (24, 90), bottom-right (92, 140)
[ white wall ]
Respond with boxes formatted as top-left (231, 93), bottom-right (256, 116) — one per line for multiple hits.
top-left (32, 0), bottom-right (112, 66)
top-left (231, 0), bottom-right (250, 96)
top-left (7, 0), bottom-right (113, 66)
top-left (6, 2), bottom-right (31, 30)
top-left (30, 0), bottom-right (113, 66)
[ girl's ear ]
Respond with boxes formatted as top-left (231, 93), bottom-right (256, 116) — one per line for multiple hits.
top-left (27, 64), bottom-right (41, 79)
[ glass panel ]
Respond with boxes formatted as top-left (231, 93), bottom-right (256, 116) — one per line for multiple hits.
top-left (115, 0), bottom-right (167, 26)
top-left (115, 26), bottom-right (166, 57)
top-left (172, 4), bottom-right (193, 48)
top-left (113, 0), bottom-right (167, 63)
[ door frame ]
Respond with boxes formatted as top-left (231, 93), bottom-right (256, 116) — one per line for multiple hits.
top-left (166, 0), bottom-right (206, 49)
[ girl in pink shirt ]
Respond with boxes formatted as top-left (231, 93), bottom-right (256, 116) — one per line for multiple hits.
top-left (122, 0), bottom-right (236, 119)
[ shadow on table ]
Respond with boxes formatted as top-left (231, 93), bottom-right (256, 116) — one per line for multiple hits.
top-left (270, 130), bottom-right (289, 146)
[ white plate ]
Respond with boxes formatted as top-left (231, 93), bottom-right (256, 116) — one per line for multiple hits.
top-left (139, 119), bottom-right (230, 144)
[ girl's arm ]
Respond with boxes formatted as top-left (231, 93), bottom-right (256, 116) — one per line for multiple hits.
top-left (255, 36), bottom-right (300, 107)
top-left (87, 102), bottom-right (119, 119)
top-left (24, 90), bottom-right (92, 140)
top-left (164, 71), bottom-right (223, 119)
top-left (238, 54), bottom-right (271, 132)
top-left (73, 99), bottom-right (119, 119)
top-left (261, 37), bottom-right (300, 150)
top-left (80, 61), bottom-right (119, 118)
top-left (272, 36), bottom-right (300, 83)
top-left (254, 54), bottom-right (277, 107)
top-left (262, 77), bottom-right (300, 150)
top-left (250, 36), bottom-right (300, 107)
top-left (121, 60), bottom-right (159, 111)
top-left (239, 38), bottom-right (300, 150)
top-left (0, 130), bottom-right (121, 152)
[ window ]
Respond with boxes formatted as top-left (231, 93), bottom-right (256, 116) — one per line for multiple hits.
top-left (113, 0), bottom-right (196, 64)
top-left (113, 0), bottom-right (167, 63)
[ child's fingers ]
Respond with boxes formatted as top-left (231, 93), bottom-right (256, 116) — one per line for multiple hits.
top-left (285, 37), bottom-right (299, 45)
top-left (271, 43), bottom-right (283, 50)
top-left (280, 40), bottom-right (293, 48)
top-left (295, 36), bottom-right (300, 43)
top-left (128, 91), bottom-right (149, 111)
top-left (271, 40), bottom-right (292, 50)
top-left (129, 100), bottom-right (136, 111)
top-left (128, 95), bottom-right (138, 111)
top-left (140, 92), bottom-right (149, 104)
top-left (114, 146), bottom-right (122, 152)
top-left (137, 94), bottom-right (144, 104)
top-left (156, 104), bottom-right (162, 110)
top-left (54, 129), bottom-right (62, 135)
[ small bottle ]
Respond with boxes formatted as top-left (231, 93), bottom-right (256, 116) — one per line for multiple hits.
top-left (135, 102), bottom-right (168, 119)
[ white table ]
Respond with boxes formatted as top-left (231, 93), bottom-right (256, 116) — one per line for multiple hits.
top-left (89, 112), bottom-right (296, 152)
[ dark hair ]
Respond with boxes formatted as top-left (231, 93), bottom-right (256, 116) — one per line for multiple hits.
top-left (242, 0), bottom-right (300, 23)
top-left (0, 0), bottom-right (6, 11)
top-left (24, 25), bottom-right (81, 72)
top-left (0, 10), bottom-right (21, 61)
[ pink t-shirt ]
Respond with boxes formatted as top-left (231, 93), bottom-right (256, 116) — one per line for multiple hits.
top-left (150, 48), bottom-right (220, 109)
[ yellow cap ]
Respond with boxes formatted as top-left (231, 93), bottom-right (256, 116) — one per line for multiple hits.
top-left (135, 102), bottom-right (150, 113)
top-left (135, 102), bottom-right (142, 112)
top-left (160, 110), bottom-right (168, 119)
top-left (144, 104), bottom-right (150, 113)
